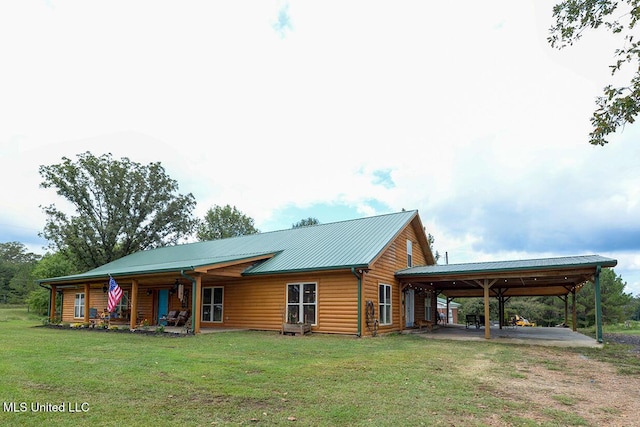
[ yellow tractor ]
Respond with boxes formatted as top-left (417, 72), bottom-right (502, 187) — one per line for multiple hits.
top-left (513, 315), bottom-right (536, 327)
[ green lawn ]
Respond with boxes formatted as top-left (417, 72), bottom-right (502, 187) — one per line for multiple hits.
top-left (0, 307), bottom-right (638, 426)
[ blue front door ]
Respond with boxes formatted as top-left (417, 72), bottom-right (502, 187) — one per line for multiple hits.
top-left (157, 289), bottom-right (169, 324)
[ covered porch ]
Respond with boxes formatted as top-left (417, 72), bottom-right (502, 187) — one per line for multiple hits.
top-left (46, 254), bottom-right (275, 333)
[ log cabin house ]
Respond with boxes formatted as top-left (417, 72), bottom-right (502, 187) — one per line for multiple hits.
top-left (40, 210), bottom-right (438, 336)
top-left (39, 209), bottom-right (617, 341)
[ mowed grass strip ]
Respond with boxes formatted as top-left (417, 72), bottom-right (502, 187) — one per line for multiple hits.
top-left (0, 308), bottom-right (631, 426)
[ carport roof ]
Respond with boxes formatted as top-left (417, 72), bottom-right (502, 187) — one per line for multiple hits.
top-left (396, 255), bottom-right (617, 298)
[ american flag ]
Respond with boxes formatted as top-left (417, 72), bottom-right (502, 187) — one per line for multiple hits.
top-left (107, 276), bottom-right (123, 313)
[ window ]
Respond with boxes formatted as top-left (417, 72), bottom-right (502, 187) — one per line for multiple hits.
top-left (407, 240), bottom-right (413, 267)
top-left (287, 283), bottom-right (316, 325)
top-left (202, 287), bottom-right (224, 322)
top-left (74, 293), bottom-right (85, 318)
top-left (379, 284), bottom-right (392, 325)
top-left (115, 291), bottom-right (128, 316)
top-left (424, 295), bottom-right (432, 321)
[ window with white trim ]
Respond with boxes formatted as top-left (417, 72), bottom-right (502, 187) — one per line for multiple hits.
top-left (287, 283), bottom-right (316, 325)
top-left (407, 240), bottom-right (413, 267)
top-left (202, 287), bottom-right (224, 322)
top-left (115, 291), bottom-right (128, 315)
top-left (379, 284), bottom-right (392, 325)
top-left (74, 293), bottom-right (85, 318)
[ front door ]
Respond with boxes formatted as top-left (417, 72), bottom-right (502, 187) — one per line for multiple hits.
top-left (405, 289), bottom-right (415, 327)
top-left (157, 289), bottom-right (169, 324)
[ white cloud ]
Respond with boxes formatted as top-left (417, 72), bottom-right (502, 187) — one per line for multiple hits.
top-left (1, 0), bottom-right (639, 294)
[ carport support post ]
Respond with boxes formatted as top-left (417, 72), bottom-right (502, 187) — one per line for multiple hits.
top-left (594, 265), bottom-right (603, 343)
top-left (572, 289), bottom-right (577, 332)
top-left (483, 279), bottom-right (491, 339)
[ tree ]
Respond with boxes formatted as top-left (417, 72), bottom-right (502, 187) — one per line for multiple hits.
top-left (575, 268), bottom-right (632, 326)
top-left (39, 152), bottom-right (196, 271)
top-left (292, 217), bottom-right (320, 228)
top-left (27, 252), bottom-right (77, 315)
top-left (0, 242), bottom-right (41, 304)
top-left (196, 204), bottom-right (259, 241)
top-left (549, 0), bottom-right (640, 145)
top-left (427, 233), bottom-right (441, 263)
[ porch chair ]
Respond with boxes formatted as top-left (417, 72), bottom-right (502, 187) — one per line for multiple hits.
top-left (174, 310), bottom-right (190, 327)
top-left (165, 310), bottom-right (179, 325)
top-left (89, 308), bottom-right (99, 326)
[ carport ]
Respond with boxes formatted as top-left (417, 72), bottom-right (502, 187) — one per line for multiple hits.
top-left (395, 255), bottom-right (617, 343)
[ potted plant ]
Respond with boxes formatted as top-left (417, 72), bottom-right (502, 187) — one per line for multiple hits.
top-left (282, 311), bottom-right (311, 336)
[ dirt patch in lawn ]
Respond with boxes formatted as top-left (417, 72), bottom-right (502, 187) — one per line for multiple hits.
top-left (487, 346), bottom-right (640, 426)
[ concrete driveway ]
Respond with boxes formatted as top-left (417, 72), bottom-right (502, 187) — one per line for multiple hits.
top-left (406, 323), bottom-right (601, 348)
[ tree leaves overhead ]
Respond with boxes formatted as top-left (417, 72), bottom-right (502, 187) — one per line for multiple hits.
top-left (292, 217), bottom-right (320, 228)
top-left (39, 152), bottom-right (196, 271)
top-left (196, 204), bottom-right (259, 241)
top-left (549, 0), bottom-right (640, 145)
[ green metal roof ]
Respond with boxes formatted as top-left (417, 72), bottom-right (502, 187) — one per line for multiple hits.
top-left (41, 210), bottom-right (419, 283)
top-left (396, 255), bottom-right (617, 277)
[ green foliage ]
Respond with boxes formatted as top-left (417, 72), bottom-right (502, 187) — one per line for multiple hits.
top-left (31, 251), bottom-right (78, 281)
top-left (427, 233), bottom-right (441, 263)
top-left (576, 268), bottom-right (632, 326)
top-left (549, 0), bottom-right (640, 145)
top-left (196, 204), bottom-right (259, 241)
top-left (291, 217), bottom-right (320, 228)
top-left (26, 287), bottom-right (50, 316)
top-left (0, 242), bottom-right (41, 304)
top-left (39, 152), bottom-right (197, 271)
top-left (457, 268), bottom-right (632, 327)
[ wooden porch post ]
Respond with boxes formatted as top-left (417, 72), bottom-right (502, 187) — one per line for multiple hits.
top-left (563, 295), bottom-right (569, 327)
top-left (49, 285), bottom-right (57, 321)
top-left (129, 279), bottom-right (139, 330)
top-left (84, 283), bottom-right (91, 322)
top-left (193, 275), bottom-right (202, 334)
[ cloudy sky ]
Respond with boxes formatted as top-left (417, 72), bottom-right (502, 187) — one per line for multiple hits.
top-left (2, 1), bottom-right (639, 294)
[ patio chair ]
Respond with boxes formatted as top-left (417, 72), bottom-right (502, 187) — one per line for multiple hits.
top-left (89, 308), bottom-right (99, 327)
top-left (165, 310), bottom-right (179, 325)
top-left (174, 310), bottom-right (190, 327)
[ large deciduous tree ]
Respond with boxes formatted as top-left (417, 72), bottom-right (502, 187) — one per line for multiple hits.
top-left (196, 204), bottom-right (259, 241)
top-left (549, 0), bottom-right (640, 145)
top-left (39, 152), bottom-right (196, 271)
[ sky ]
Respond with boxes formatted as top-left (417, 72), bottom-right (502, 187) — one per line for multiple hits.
top-left (1, 1), bottom-right (639, 295)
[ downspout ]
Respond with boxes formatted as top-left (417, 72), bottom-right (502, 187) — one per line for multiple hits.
top-left (181, 270), bottom-right (197, 333)
top-left (594, 265), bottom-right (603, 343)
top-left (351, 268), bottom-right (362, 337)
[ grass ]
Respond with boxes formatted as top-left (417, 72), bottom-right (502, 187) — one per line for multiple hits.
top-left (0, 307), bottom-right (638, 426)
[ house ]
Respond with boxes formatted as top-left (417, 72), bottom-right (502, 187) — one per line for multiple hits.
top-left (41, 210), bottom-right (438, 336)
top-left (437, 297), bottom-right (460, 324)
top-left (40, 209), bottom-right (617, 341)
